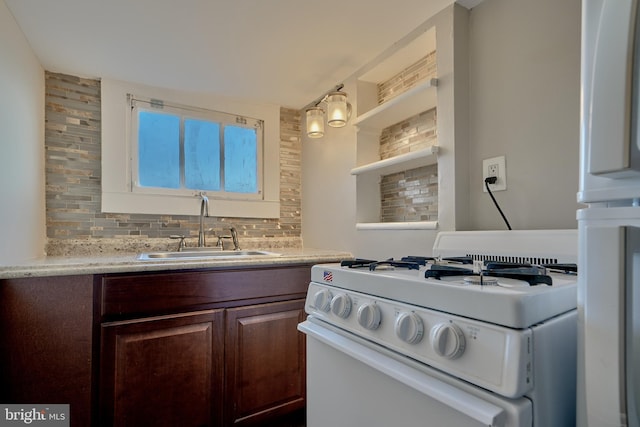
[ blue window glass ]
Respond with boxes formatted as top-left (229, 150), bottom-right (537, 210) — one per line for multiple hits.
top-left (138, 111), bottom-right (180, 188)
top-left (184, 119), bottom-right (220, 191)
top-left (224, 126), bottom-right (258, 193)
top-left (134, 101), bottom-right (261, 197)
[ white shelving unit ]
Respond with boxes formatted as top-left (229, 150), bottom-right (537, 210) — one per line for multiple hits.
top-left (351, 5), bottom-right (469, 234)
top-left (350, 146), bottom-right (438, 177)
top-left (353, 30), bottom-right (440, 231)
top-left (353, 78), bottom-right (438, 132)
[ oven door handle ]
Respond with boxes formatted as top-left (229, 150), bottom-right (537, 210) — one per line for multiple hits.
top-left (299, 320), bottom-right (507, 427)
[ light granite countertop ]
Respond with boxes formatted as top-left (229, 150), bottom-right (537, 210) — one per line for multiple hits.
top-left (0, 248), bottom-right (353, 279)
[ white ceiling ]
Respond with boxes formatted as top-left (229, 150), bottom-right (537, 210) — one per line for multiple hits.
top-left (5, 0), bottom-right (480, 109)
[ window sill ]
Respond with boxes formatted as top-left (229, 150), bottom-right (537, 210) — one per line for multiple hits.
top-left (102, 192), bottom-right (280, 219)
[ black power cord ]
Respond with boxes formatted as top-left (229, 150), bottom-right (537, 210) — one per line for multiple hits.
top-left (484, 176), bottom-right (512, 230)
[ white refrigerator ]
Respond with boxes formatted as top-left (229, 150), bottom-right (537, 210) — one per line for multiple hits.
top-left (578, 1), bottom-right (640, 426)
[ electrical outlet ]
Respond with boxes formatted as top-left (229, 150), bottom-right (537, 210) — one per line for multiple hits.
top-left (483, 156), bottom-right (507, 192)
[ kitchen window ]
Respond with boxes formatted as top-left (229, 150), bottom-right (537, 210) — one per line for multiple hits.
top-left (131, 96), bottom-right (263, 199)
top-left (100, 78), bottom-right (280, 218)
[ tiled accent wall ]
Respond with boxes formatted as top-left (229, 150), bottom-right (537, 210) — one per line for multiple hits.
top-left (377, 51), bottom-right (437, 105)
top-left (376, 52), bottom-right (439, 223)
top-left (381, 164), bottom-right (438, 222)
top-left (44, 72), bottom-right (302, 254)
top-left (379, 108), bottom-right (437, 160)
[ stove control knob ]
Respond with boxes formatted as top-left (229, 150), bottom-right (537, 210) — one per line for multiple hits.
top-left (313, 289), bottom-right (333, 312)
top-left (395, 312), bottom-right (424, 344)
top-left (357, 303), bottom-right (381, 330)
top-left (330, 293), bottom-right (352, 318)
top-left (430, 323), bottom-right (466, 359)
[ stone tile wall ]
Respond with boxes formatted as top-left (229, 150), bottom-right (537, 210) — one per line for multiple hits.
top-left (379, 108), bottom-right (437, 160)
top-left (375, 52), bottom-right (439, 223)
top-left (377, 51), bottom-right (437, 105)
top-left (380, 164), bottom-right (438, 222)
top-left (44, 72), bottom-right (302, 255)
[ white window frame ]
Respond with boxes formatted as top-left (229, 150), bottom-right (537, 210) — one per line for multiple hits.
top-left (129, 96), bottom-right (264, 200)
top-left (101, 78), bottom-right (280, 218)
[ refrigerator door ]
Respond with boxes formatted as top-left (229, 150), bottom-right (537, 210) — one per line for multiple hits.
top-left (579, 0), bottom-right (640, 203)
top-left (627, 227), bottom-right (640, 427)
top-left (578, 207), bottom-right (640, 426)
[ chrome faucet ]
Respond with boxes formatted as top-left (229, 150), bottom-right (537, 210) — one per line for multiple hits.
top-left (197, 193), bottom-right (209, 247)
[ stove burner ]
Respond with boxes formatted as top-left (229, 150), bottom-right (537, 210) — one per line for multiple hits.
top-left (341, 259), bottom-right (377, 268)
top-left (425, 264), bottom-right (554, 286)
top-left (442, 256), bottom-right (474, 265)
top-left (369, 260), bottom-right (421, 271)
top-left (543, 263), bottom-right (578, 275)
top-left (400, 256), bottom-right (436, 266)
top-left (463, 276), bottom-right (498, 286)
top-left (485, 261), bottom-right (532, 269)
top-left (487, 268), bottom-right (553, 286)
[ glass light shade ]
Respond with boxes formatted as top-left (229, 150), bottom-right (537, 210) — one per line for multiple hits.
top-left (306, 107), bottom-right (325, 138)
top-left (326, 91), bottom-right (348, 127)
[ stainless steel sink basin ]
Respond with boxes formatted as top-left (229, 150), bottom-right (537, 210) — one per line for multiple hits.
top-left (137, 250), bottom-right (281, 261)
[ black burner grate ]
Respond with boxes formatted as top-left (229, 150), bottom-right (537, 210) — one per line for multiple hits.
top-left (425, 263), bottom-right (554, 286)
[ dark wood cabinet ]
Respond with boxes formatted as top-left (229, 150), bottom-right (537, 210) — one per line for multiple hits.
top-left (0, 275), bottom-right (94, 427)
top-left (99, 310), bottom-right (225, 427)
top-left (225, 300), bottom-right (306, 426)
top-left (0, 263), bottom-right (314, 427)
top-left (97, 264), bottom-right (312, 426)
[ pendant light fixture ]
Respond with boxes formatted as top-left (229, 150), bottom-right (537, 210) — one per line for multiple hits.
top-left (304, 84), bottom-right (352, 139)
top-left (326, 91), bottom-right (349, 127)
top-left (306, 107), bottom-right (325, 138)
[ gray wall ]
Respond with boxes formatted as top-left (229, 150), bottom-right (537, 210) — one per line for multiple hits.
top-left (467, 0), bottom-right (582, 230)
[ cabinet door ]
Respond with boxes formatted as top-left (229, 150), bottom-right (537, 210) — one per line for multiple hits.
top-left (0, 275), bottom-right (94, 427)
top-left (100, 310), bottom-right (224, 427)
top-left (225, 299), bottom-right (306, 426)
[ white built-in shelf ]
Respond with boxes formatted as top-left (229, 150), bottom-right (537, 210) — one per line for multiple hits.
top-left (354, 78), bottom-right (438, 132)
top-left (350, 145), bottom-right (438, 177)
top-left (356, 221), bottom-right (438, 231)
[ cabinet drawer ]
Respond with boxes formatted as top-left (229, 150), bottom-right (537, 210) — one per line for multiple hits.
top-left (100, 265), bottom-right (311, 320)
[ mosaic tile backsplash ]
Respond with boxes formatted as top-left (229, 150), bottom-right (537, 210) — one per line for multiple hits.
top-left (45, 72), bottom-right (302, 255)
top-left (45, 49), bottom-right (437, 252)
top-left (375, 52), bottom-right (439, 223)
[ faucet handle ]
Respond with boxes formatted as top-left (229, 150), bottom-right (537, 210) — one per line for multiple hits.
top-left (216, 234), bottom-right (232, 250)
top-left (230, 227), bottom-right (241, 251)
top-left (169, 235), bottom-right (187, 251)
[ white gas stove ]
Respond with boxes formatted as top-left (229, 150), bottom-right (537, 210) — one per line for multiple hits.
top-left (309, 230), bottom-right (577, 326)
top-left (300, 230), bottom-right (578, 427)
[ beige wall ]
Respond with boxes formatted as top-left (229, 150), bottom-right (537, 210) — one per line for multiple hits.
top-left (467, 0), bottom-right (581, 230)
top-left (0, 0), bottom-right (45, 263)
top-left (302, 0), bottom-right (582, 257)
top-left (0, 0), bottom-right (582, 262)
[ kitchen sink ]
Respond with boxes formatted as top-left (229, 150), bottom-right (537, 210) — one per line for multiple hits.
top-left (137, 250), bottom-right (281, 261)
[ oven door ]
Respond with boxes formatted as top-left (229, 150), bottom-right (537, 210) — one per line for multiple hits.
top-left (299, 319), bottom-right (532, 427)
